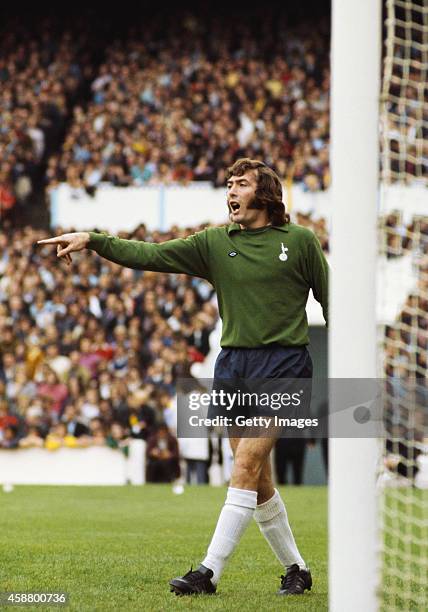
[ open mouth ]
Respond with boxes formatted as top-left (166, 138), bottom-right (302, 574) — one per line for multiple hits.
top-left (230, 202), bottom-right (240, 213)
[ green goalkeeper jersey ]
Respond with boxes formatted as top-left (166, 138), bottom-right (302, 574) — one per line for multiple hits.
top-left (88, 223), bottom-right (328, 348)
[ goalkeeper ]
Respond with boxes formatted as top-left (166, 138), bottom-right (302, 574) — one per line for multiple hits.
top-left (38, 158), bottom-right (328, 597)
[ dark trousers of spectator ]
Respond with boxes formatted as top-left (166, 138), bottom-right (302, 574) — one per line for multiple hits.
top-left (146, 459), bottom-right (177, 483)
top-left (185, 459), bottom-right (208, 484)
top-left (321, 438), bottom-right (328, 477)
top-left (275, 438), bottom-right (306, 485)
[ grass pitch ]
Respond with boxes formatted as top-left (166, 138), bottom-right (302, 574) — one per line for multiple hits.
top-left (381, 488), bottom-right (428, 611)
top-left (0, 485), bottom-right (327, 611)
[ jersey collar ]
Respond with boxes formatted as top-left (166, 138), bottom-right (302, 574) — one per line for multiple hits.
top-left (227, 223), bottom-right (290, 234)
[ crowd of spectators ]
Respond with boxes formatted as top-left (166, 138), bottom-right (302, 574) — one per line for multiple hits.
top-left (46, 13), bottom-right (330, 194)
top-left (382, 210), bottom-right (428, 380)
top-left (380, 0), bottom-right (428, 185)
top-left (371, 209), bottom-right (428, 482)
top-left (383, 265), bottom-right (428, 481)
top-left (0, 223), bottom-right (218, 482)
top-left (0, 9), bottom-right (331, 227)
top-left (384, 274), bottom-right (428, 378)
top-left (0, 16), bottom-right (101, 223)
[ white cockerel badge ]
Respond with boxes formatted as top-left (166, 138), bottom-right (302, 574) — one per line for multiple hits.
top-left (279, 242), bottom-right (288, 262)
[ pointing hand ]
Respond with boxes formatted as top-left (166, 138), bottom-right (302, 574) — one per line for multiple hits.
top-left (37, 232), bottom-right (90, 264)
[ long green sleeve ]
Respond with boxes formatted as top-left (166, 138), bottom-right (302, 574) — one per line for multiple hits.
top-left (88, 231), bottom-right (211, 280)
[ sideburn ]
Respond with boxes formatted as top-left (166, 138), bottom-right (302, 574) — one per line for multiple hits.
top-left (246, 196), bottom-right (265, 210)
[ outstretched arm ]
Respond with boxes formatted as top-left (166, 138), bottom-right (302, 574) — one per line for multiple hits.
top-left (37, 230), bottom-right (211, 280)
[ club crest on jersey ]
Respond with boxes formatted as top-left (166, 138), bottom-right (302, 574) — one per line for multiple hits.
top-left (228, 251), bottom-right (238, 257)
top-left (279, 243), bottom-right (288, 261)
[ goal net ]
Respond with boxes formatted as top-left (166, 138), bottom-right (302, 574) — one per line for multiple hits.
top-left (378, 0), bottom-right (428, 609)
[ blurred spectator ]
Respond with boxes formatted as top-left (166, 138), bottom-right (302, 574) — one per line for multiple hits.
top-left (61, 403), bottom-right (89, 437)
top-left (274, 438), bottom-right (308, 485)
top-left (0, 425), bottom-right (20, 449)
top-left (384, 421), bottom-right (424, 483)
top-left (146, 423), bottom-right (180, 483)
top-left (179, 437), bottom-right (209, 485)
top-left (36, 366), bottom-right (68, 416)
top-left (18, 426), bottom-right (44, 449)
top-left (128, 392), bottom-right (156, 441)
top-left (81, 417), bottom-right (106, 446)
top-left (45, 422), bottom-right (78, 450)
top-left (0, 399), bottom-right (20, 441)
top-left (106, 422), bottom-right (130, 456)
top-left (188, 316), bottom-right (211, 357)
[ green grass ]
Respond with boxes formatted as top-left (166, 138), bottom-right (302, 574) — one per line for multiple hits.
top-left (380, 488), bottom-right (428, 611)
top-left (0, 485), bottom-right (327, 611)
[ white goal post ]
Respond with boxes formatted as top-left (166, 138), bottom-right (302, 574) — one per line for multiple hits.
top-left (329, 1), bottom-right (381, 611)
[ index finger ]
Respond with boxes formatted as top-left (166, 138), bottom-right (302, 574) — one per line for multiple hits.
top-left (37, 237), bottom-right (65, 245)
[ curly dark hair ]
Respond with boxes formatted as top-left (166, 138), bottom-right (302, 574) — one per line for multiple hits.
top-left (226, 158), bottom-right (290, 226)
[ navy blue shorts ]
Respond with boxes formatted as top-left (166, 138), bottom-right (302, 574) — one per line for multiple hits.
top-left (208, 345), bottom-right (313, 423)
top-left (214, 345), bottom-right (313, 380)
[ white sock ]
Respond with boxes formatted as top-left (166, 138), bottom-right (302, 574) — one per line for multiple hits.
top-left (254, 489), bottom-right (306, 570)
top-left (202, 487), bottom-right (257, 585)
